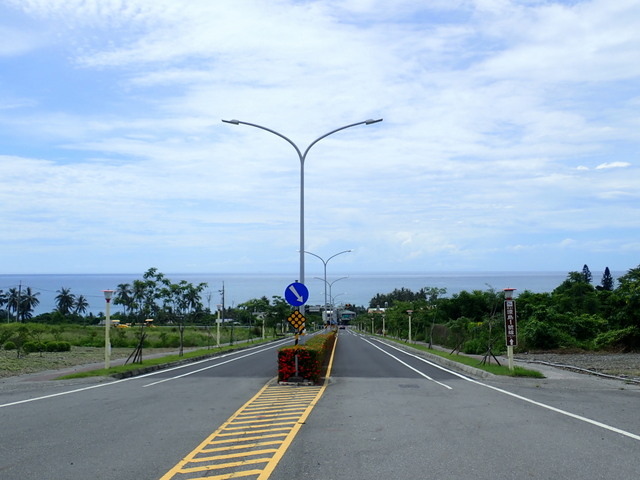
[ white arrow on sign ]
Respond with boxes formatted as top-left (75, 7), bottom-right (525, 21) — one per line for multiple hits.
top-left (288, 284), bottom-right (304, 303)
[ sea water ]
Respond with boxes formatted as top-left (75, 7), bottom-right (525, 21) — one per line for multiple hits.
top-left (0, 271), bottom-right (611, 317)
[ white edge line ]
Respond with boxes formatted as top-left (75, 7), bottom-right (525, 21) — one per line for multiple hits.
top-left (368, 335), bottom-right (640, 442)
top-left (0, 339), bottom-right (292, 409)
top-left (361, 337), bottom-right (452, 390)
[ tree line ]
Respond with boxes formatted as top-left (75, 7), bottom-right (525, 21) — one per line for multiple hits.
top-left (0, 268), bottom-right (316, 335)
top-left (3, 264), bottom-right (639, 351)
top-left (363, 265), bottom-right (639, 352)
top-left (0, 268), bottom-right (207, 324)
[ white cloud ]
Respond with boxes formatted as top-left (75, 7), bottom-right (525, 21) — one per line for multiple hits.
top-left (595, 161), bottom-right (631, 169)
top-left (0, 0), bottom-right (638, 274)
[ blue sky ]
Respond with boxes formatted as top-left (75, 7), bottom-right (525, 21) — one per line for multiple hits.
top-left (0, 0), bottom-right (638, 278)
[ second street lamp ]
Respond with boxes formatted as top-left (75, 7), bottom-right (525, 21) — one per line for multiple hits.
top-left (222, 118), bottom-right (382, 312)
top-left (305, 249), bottom-right (352, 318)
top-left (315, 275), bottom-right (348, 325)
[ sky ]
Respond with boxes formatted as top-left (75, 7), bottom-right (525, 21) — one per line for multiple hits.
top-left (0, 0), bottom-right (638, 279)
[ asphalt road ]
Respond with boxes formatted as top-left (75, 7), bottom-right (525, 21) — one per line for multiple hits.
top-left (1, 330), bottom-right (639, 479)
top-left (271, 329), bottom-right (640, 479)
top-left (0, 338), bottom-right (292, 480)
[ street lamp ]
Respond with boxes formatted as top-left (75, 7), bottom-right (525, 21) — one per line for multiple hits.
top-left (305, 249), bottom-right (352, 314)
top-left (315, 275), bottom-right (348, 325)
top-left (103, 290), bottom-right (114, 369)
top-left (216, 304), bottom-right (222, 347)
top-left (383, 301), bottom-right (388, 336)
top-left (222, 118), bottom-right (382, 310)
top-left (407, 309), bottom-right (413, 343)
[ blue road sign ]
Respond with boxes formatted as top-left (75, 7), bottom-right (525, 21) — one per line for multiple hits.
top-left (284, 282), bottom-right (309, 306)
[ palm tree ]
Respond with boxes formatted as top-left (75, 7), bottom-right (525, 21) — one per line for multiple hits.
top-left (74, 295), bottom-right (89, 315)
top-left (115, 283), bottom-right (134, 317)
top-left (132, 280), bottom-right (147, 320)
top-left (21, 287), bottom-right (40, 321)
top-left (6, 288), bottom-right (19, 321)
top-left (55, 287), bottom-right (76, 316)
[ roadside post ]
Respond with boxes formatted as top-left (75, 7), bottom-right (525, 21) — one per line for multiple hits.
top-left (216, 304), bottom-right (222, 347)
top-left (102, 290), bottom-right (114, 369)
top-left (503, 288), bottom-right (517, 371)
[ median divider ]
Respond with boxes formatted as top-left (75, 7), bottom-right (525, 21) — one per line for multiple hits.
top-left (278, 331), bottom-right (336, 384)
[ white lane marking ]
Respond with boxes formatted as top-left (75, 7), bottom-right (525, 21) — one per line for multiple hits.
top-left (360, 337), bottom-right (453, 390)
top-left (141, 338), bottom-right (291, 387)
top-left (0, 340), bottom-right (291, 409)
top-left (0, 379), bottom-right (130, 409)
top-left (367, 335), bottom-right (640, 442)
top-left (142, 344), bottom-right (279, 387)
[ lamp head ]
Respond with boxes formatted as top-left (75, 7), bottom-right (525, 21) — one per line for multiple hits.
top-left (365, 118), bottom-right (383, 124)
top-left (503, 288), bottom-right (516, 300)
top-left (222, 119), bottom-right (240, 125)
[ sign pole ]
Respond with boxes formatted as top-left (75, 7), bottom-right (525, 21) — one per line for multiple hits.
top-left (284, 282), bottom-right (309, 345)
top-left (503, 288), bottom-right (517, 371)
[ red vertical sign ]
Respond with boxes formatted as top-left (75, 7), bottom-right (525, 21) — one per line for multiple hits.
top-left (504, 299), bottom-right (517, 346)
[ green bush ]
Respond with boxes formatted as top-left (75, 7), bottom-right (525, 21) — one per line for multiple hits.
top-left (520, 318), bottom-right (562, 350)
top-left (44, 341), bottom-right (71, 352)
top-left (462, 338), bottom-right (486, 355)
top-left (594, 327), bottom-right (640, 351)
top-left (278, 332), bottom-right (336, 383)
top-left (23, 341), bottom-right (45, 353)
top-left (4, 341), bottom-right (17, 350)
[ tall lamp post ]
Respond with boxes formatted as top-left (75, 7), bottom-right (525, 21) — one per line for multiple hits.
top-left (327, 276), bottom-right (348, 321)
top-left (222, 118), bottom-right (382, 309)
top-left (315, 275), bottom-right (348, 325)
top-left (407, 309), bottom-right (413, 343)
top-left (305, 250), bottom-right (352, 314)
top-left (103, 290), bottom-right (114, 369)
top-left (383, 301), bottom-right (388, 336)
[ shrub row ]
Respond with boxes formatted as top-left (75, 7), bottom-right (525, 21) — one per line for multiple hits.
top-left (278, 332), bottom-right (336, 384)
top-left (21, 341), bottom-right (72, 353)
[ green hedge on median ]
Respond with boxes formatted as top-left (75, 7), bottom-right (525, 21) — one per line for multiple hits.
top-left (278, 332), bottom-right (336, 384)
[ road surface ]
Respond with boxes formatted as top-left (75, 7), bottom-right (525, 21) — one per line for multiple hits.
top-left (1, 330), bottom-right (638, 479)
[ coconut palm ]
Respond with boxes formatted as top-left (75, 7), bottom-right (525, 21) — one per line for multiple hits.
top-left (74, 295), bottom-right (89, 316)
top-left (21, 287), bottom-right (40, 321)
top-left (115, 283), bottom-right (134, 317)
top-left (55, 287), bottom-right (76, 316)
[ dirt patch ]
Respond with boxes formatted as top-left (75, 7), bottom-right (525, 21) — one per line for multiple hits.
top-left (516, 352), bottom-right (640, 381)
top-left (0, 347), bottom-right (177, 378)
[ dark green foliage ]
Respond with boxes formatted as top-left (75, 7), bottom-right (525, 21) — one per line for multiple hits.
top-left (366, 264), bottom-right (640, 352)
top-left (44, 341), bottom-right (71, 352)
top-left (594, 327), bottom-right (640, 351)
top-left (369, 287), bottom-right (443, 307)
top-left (22, 341), bottom-right (45, 353)
top-left (520, 318), bottom-right (564, 350)
top-left (552, 272), bottom-right (599, 314)
top-left (612, 266), bottom-right (640, 329)
top-left (599, 267), bottom-right (614, 291)
top-left (461, 338), bottom-right (487, 355)
top-left (581, 264), bottom-right (592, 284)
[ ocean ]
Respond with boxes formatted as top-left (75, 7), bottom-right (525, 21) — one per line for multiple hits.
top-left (0, 271), bottom-right (611, 317)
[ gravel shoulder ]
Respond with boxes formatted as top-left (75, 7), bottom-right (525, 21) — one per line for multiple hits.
top-left (0, 346), bottom-right (184, 380)
top-left (513, 352), bottom-right (640, 383)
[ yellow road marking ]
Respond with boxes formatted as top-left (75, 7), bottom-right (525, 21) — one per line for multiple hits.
top-left (159, 335), bottom-right (338, 480)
